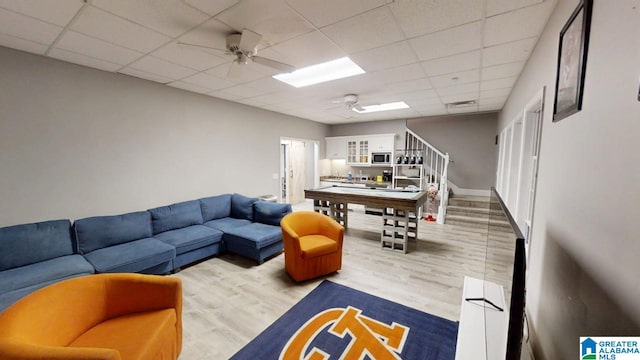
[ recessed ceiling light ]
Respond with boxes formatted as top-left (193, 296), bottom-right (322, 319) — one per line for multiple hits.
top-left (353, 101), bottom-right (410, 114)
top-left (273, 57), bottom-right (365, 88)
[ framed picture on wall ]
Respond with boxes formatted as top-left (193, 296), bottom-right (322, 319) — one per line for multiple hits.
top-left (552, 0), bottom-right (593, 122)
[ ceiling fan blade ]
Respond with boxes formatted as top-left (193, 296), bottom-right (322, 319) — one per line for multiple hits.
top-left (227, 61), bottom-right (243, 78)
top-left (177, 42), bottom-right (229, 55)
top-left (352, 104), bottom-right (365, 112)
top-left (251, 56), bottom-right (295, 73)
top-left (238, 28), bottom-right (262, 51)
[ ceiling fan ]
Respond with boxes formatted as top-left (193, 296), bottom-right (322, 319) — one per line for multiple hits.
top-left (333, 94), bottom-right (365, 112)
top-left (177, 28), bottom-right (295, 77)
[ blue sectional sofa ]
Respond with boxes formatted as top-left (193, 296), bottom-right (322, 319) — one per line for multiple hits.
top-left (0, 220), bottom-right (95, 312)
top-left (0, 193), bottom-right (292, 313)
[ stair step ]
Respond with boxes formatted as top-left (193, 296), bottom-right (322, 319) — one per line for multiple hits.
top-left (447, 196), bottom-right (490, 209)
top-left (446, 205), bottom-right (504, 219)
top-left (445, 214), bottom-right (513, 231)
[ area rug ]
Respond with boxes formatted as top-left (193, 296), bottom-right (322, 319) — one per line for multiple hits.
top-left (230, 280), bottom-right (458, 360)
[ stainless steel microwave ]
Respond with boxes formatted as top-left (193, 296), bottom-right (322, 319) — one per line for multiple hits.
top-left (371, 152), bottom-right (391, 165)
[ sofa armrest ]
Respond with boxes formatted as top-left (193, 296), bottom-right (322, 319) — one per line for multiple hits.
top-left (254, 202), bottom-right (292, 226)
top-left (319, 218), bottom-right (344, 246)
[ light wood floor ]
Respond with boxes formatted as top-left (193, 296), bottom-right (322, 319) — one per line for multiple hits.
top-left (174, 201), bottom-right (514, 359)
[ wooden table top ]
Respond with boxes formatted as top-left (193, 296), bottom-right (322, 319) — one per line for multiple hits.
top-left (305, 185), bottom-right (428, 210)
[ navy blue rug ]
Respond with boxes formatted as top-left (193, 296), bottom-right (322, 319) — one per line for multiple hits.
top-left (231, 280), bottom-right (458, 360)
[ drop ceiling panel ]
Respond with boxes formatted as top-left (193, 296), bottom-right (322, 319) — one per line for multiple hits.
top-left (71, 6), bottom-right (171, 53)
top-left (486, 0), bottom-right (545, 17)
top-left (369, 63), bottom-right (425, 85)
top-left (481, 61), bottom-right (525, 80)
top-left (49, 48), bottom-right (121, 72)
top-left (320, 6), bottom-right (405, 53)
top-left (55, 31), bottom-right (144, 65)
top-left (483, 37), bottom-right (537, 66)
top-left (127, 56), bottom-right (198, 80)
top-left (168, 80), bottom-right (213, 94)
top-left (208, 90), bottom-right (244, 101)
top-left (436, 82), bottom-right (479, 97)
top-left (429, 69), bottom-right (480, 88)
top-left (184, 0), bottom-right (240, 17)
top-left (218, 84), bottom-right (272, 98)
top-left (480, 76), bottom-right (517, 91)
top-left (479, 87), bottom-right (512, 99)
top-left (0, 0), bottom-right (84, 27)
top-left (118, 67), bottom-right (174, 84)
top-left (286, 0), bottom-right (388, 27)
top-left (0, 7), bottom-right (62, 45)
top-left (385, 78), bottom-right (434, 93)
top-left (180, 72), bottom-right (236, 91)
top-left (484, 1), bottom-right (554, 47)
top-left (215, 0), bottom-right (314, 46)
top-left (350, 41), bottom-right (418, 72)
top-left (409, 21), bottom-right (482, 61)
top-left (152, 42), bottom-right (229, 71)
top-left (389, 0), bottom-right (483, 38)
top-left (0, 33), bottom-right (48, 54)
top-left (440, 92), bottom-right (479, 104)
top-left (421, 50), bottom-right (481, 77)
top-left (206, 62), bottom-right (269, 83)
top-left (91, 0), bottom-right (209, 38)
top-left (257, 30), bottom-right (345, 68)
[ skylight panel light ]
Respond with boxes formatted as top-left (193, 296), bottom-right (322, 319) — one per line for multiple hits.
top-left (353, 101), bottom-right (410, 113)
top-left (273, 57), bottom-right (365, 88)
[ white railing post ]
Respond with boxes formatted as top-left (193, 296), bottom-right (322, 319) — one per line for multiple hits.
top-left (436, 153), bottom-right (450, 224)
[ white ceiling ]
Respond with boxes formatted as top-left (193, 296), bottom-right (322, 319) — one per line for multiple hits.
top-left (0, 0), bottom-right (556, 124)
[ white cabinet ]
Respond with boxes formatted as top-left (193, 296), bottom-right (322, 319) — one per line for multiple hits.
top-left (368, 134), bottom-right (395, 152)
top-left (325, 137), bottom-right (347, 159)
top-left (347, 138), bottom-right (369, 165)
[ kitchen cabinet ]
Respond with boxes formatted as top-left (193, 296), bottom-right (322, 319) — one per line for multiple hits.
top-left (325, 137), bottom-right (347, 159)
top-left (347, 138), bottom-right (369, 165)
top-left (368, 134), bottom-right (395, 152)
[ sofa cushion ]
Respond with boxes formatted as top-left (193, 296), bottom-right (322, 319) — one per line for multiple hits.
top-left (154, 225), bottom-right (223, 255)
top-left (149, 200), bottom-right (203, 234)
top-left (69, 308), bottom-right (178, 359)
top-left (0, 255), bottom-right (94, 294)
top-left (200, 194), bottom-right (232, 222)
top-left (231, 194), bottom-right (258, 221)
top-left (83, 238), bottom-right (175, 273)
top-left (75, 212), bottom-right (152, 254)
top-left (0, 220), bottom-right (74, 271)
top-left (204, 217), bottom-right (251, 233)
top-left (223, 223), bottom-right (283, 250)
top-left (254, 201), bottom-right (292, 226)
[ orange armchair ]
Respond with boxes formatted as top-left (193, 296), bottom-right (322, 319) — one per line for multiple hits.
top-left (280, 211), bottom-right (344, 282)
top-left (0, 273), bottom-right (182, 360)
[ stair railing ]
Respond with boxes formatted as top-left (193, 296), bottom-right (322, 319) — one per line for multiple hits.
top-left (404, 129), bottom-right (451, 224)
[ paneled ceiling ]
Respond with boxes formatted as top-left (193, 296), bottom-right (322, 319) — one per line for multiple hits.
top-left (0, 0), bottom-right (556, 124)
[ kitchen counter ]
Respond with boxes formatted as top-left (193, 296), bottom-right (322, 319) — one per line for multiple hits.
top-left (319, 177), bottom-right (391, 188)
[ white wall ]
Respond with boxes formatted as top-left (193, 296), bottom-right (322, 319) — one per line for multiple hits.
top-left (498, 1), bottom-right (640, 358)
top-left (0, 47), bottom-right (328, 226)
top-left (408, 113), bottom-right (499, 190)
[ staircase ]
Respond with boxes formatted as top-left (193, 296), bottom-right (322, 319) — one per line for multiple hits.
top-left (403, 129), bottom-right (450, 224)
top-left (445, 194), bottom-right (512, 231)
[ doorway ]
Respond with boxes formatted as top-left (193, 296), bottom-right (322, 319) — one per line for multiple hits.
top-left (280, 138), bottom-right (319, 205)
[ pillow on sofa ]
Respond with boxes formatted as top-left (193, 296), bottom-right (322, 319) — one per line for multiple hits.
top-left (75, 211), bottom-right (153, 254)
top-left (231, 194), bottom-right (258, 221)
top-left (148, 200), bottom-right (204, 234)
top-left (200, 194), bottom-right (232, 222)
top-left (254, 201), bottom-right (292, 226)
top-left (0, 220), bottom-right (74, 271)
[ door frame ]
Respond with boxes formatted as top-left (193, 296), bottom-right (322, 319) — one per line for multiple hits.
top-left (279, 137), bottom-right (319, 204)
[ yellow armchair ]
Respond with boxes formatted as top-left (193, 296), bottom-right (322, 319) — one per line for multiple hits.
top-left (280, 211), bottom-right (344, 282)
top-left (0, 273), bottom-right (182, 360)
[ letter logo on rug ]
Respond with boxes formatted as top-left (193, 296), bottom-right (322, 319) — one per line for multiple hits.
top-left (280, 306), bottom-right (409, 359)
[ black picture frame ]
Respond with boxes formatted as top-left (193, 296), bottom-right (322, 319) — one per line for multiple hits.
top-left (552, 0), bottom-right (593, 122)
